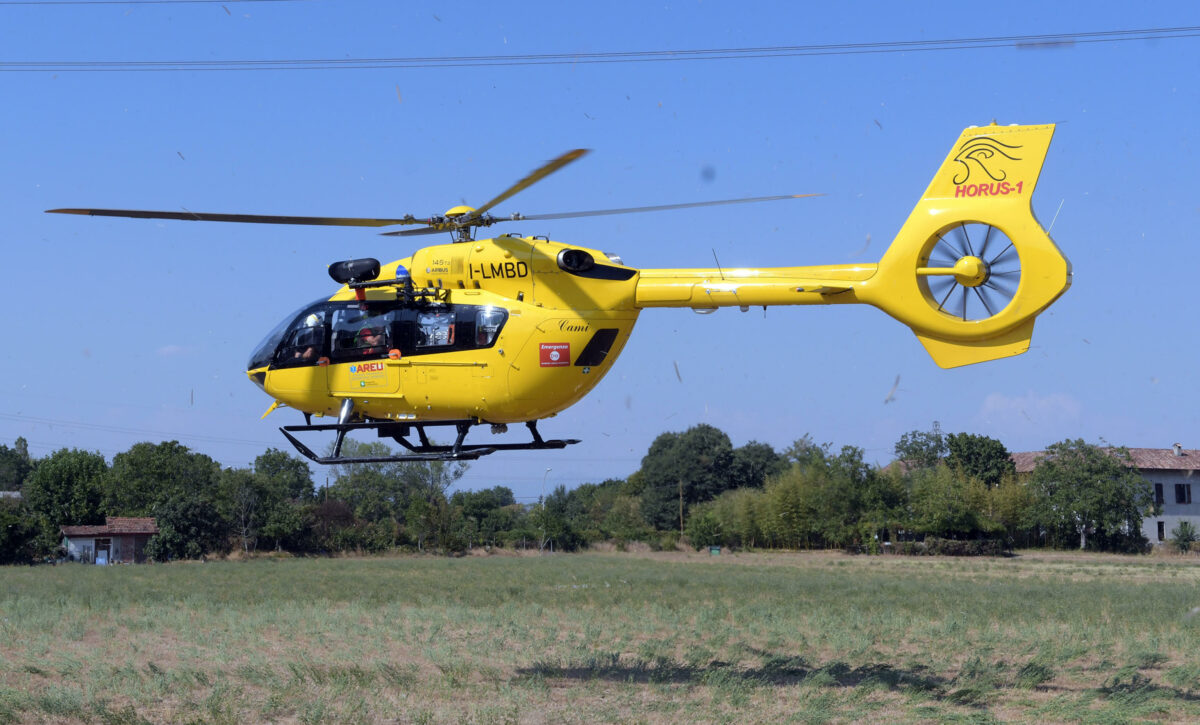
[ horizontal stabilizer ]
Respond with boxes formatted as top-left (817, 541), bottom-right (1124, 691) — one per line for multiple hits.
top-left (916, 319), bottom-right (1036, 369)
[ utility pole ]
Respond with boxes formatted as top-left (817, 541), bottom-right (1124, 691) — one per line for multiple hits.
top-left (678, 479), bottom-right (684, 536)
top-left (540, 467), bottom-right (552, 552)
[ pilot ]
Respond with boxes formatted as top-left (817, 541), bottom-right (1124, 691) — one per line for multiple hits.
top-left (293, 313), bottom-right (322, 360)
top-left (355, 326), bottom-right (386, 355)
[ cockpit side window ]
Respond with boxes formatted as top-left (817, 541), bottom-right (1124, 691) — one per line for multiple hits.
top-left (474, 306), bottom-right (506, 347)
top-left (274, 311), bottom-right (327, 366)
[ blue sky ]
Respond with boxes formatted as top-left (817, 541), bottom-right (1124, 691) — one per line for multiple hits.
top-left (2, 1), bottom-right (1197, 500)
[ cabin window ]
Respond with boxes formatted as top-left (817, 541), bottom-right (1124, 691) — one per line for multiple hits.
top-left (416, 311), bottom-right (455, 348)
top-left (265, 300), bottom-right (509, 364)
top-left (330, 308), bottom-right (392, 361)
top-left (475, 307), bottom-right (506, 346)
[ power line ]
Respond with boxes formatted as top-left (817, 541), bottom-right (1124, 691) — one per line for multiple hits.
top-left (1, 25), bottom-right (1196, 72)
top-left (0, 412), bottom-right (278, 448)
top-left (0, 0), bottom-right (302, 4)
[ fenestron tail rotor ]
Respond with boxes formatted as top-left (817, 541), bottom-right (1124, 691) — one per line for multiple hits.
top-left (918, 222), bottom-right (1021, 322)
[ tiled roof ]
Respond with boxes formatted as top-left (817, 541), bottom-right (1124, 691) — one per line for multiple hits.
top-left (1011, 448), bottom-right (1200, 473)
top-left (61, 517), bottom-right (158, 536)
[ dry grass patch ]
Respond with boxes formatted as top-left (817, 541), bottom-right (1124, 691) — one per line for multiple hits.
top-left (3, 551), bottom-right (1200, 722)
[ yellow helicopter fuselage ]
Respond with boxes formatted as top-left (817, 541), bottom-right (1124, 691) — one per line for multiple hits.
top-left (254, 237), bottom-right (641, 424)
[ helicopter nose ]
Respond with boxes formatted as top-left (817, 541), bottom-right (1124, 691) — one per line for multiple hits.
top-left (248, 368), bottom-right (267, 392)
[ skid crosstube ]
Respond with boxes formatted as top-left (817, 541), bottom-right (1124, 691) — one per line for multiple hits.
top-left (279, 419), bottom-right (579, 464)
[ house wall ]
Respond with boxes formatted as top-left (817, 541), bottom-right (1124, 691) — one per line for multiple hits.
top-left (1141, 469), bottom-right (1200, 544)
top-left (110, 535), bottom-right (150, 563)
top-left (63, 534), bottom-right (152, 563)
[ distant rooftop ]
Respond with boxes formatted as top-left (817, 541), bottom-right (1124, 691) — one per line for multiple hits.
top-left (1012, 446), bottom-right (1200, 474)
top-left (61, 517), bottom-right (158, 537)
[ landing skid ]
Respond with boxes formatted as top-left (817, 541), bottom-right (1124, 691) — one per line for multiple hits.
top-left (279, 419), bottom-right (580, 464)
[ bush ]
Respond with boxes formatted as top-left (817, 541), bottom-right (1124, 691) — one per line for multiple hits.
top-left (924, 537), bottom-right (1007, 556)
top-left (684, 508), bottom-right (721, 550)
top-left (889, 541), bottom-right (926, 556)
top-left (884, 538), bottom-right (1006, 557)
top-left (654, 531), bottom-right (680, 551)
top-left (1171, 521), bottom-right (1198, 553)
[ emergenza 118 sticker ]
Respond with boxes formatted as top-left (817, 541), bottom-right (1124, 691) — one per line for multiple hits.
top-left (539, 343), bottom-right (570, 367)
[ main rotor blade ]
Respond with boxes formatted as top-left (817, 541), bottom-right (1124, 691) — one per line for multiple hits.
top-left (46, 208), bottom-right (431, 228)
top-left (380, 226), bottom-right (448, 237)
top-left (460, 149), bottom-right (590, 225)
top-left (378, 192), bottom-right (824, 236)
top-left (512, 193), bottom-right (823, 221)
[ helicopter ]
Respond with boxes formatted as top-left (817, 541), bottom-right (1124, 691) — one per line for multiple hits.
top-left (49, 122), bottom-right (1070, 464)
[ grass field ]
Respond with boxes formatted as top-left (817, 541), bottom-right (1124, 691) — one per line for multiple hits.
top-left (3, 549), bottom-right (1200, 724)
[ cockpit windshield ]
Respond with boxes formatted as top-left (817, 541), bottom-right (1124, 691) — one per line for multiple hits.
top-left (246, 298), bottom-right (327, 370)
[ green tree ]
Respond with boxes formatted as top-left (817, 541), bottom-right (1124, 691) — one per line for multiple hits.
top-left (219, 468), bottom-right (263, 552)
top-left (894, 422), bottom-right (947, 469)
top-left (0, 437), bottom-right (33, 491)
top-left (452, 486), bottom-right (516, 546)
top-left (325, 440), bottom-right (466, 550)
top-left (684, 505), bottom-right (722, 549)
top-left (639, 424), bottom-right (736, 531)
top-left (946, 433), bottom-right (1016, 488)
top-left (254, 448), bottom-right (315, 501)
top-left (729, 441), bottom-right (787, 489)
top-left (532, 484), bottom-right (583, 552)
top-left (601, 494), bottom-right (651, 542)
top-left (987, 473), bottom-right (1036, 545)
top-left (309, 499), bottom-right (355, 551)
top-left (908, 464), bottom-right (997, 539)
top-left (1028, 440), bottom-right (1154, 551)
top-left (260, 499), bottom-right (311, 552)
top-left (758, 445), bottom-right (877, 548)
top-left (452, 486), bottom-right (515, 522)
top-left (480, 504), bottom-right (524, 547)
top-left (22, 448), bottom-right (107, 528)
top-left (326, 440), bottom-right (406, 521)
top-left (105, 441), bottom-right (221, 516)
top-left (0, 498), bottom-right (42, 564)
top-left (782, 434), bottom-right (830, 466)
top-left (702, 487), bottom-right (766, 548)
top-left (145, 495), bottom-right (228, 560)
top-left (857, 466), bottom-right (909, 544)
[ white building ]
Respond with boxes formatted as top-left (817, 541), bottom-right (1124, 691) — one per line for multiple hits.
top-left (1012, 444), bottom-right (1199, 545)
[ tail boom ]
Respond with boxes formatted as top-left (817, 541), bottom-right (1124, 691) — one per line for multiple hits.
top-left (634, 264), bottom-right (875, 308)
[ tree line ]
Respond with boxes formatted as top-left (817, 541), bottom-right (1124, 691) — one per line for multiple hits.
top-left (0, 421), bottom-right (1164, 564)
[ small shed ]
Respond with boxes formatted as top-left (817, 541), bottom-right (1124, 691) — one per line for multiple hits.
top-left (61, 517), bottom-right (158, 564)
